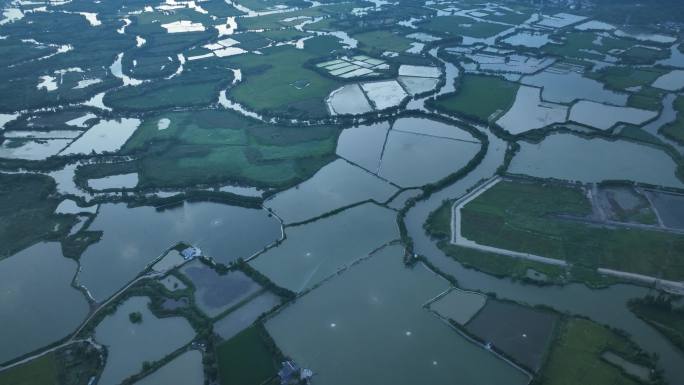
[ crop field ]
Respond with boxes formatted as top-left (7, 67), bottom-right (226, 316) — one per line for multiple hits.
top-left (461, 180), bottom-right (684, 280)
top-left (432, 74), bottom-right (518, 122)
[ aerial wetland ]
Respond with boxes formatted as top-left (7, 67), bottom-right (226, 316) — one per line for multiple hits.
top-left (1, 0), bottom-right (684, 385)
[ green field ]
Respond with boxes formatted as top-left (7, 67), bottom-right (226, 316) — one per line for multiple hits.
top-left (432, 74), bottom-right (518, 122)
top-left (0, 353), bottom-right (58, 385)
top-left (629, 295), bottom-right (684, 352)
top-left (589, 66), bottom-right (668, 91)
top-left (661, 95), bottom-right (684, 144)
top-left (225, 46), bottom-right (341, 118)
top-left (425, 200), bottom-right (566, 283)
top-left (482, 8), bottom-right (533, 25)
top-left (627, 86), bottom-right (666, 111)
top-left (121, 109), bottom-right (339, 188)
top-left (461, 180), bottom-right (684, 280)
top-left (538, 318), bottom-right (652, 385)
top-left (354, 30), bottom-right (414, 53)
top-left (620, 46), bottom-right (669, 65)
top-left (422, 16), bottom-right (511, 38)
top-left (104, 57), bottom-right (235, 111)
top-left (0, 174), bottom-right (74, 259)
top-left (543, 32), bottom-right (634, 61)
top-left (216, 327), bottom-right (278, 385)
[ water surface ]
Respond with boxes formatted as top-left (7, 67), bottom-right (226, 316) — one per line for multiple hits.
top-left (0, 243), bottom-right (89, 364)
top-left (266, 244), bottom-right (530, 385)
top-left (78, 202), bottom-right (281, 300)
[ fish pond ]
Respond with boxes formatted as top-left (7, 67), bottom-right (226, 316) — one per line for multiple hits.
top-left (250, 203), bottom-right (398, 293)
top-left (77, 202), bottom-right (281, 300)
top-left (0, 243), bottom-right (89, 364)
top-left (95, 296), bottom-right (195, 385)
top-left (265, 244), bottom-right (530, 385)
top-left (508, 133), bottom-right (684, 188)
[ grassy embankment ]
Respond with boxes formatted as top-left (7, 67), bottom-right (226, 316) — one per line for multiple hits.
top-left (460, 180), bottom-right (684, 281)
top-left (431, 74), bottom-right (518, 122)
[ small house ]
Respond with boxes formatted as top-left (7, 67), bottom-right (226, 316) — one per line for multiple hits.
top-left (180, 246), bottom-right (202, 260)
top-left (278, 360), bottom-right (313, 384)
